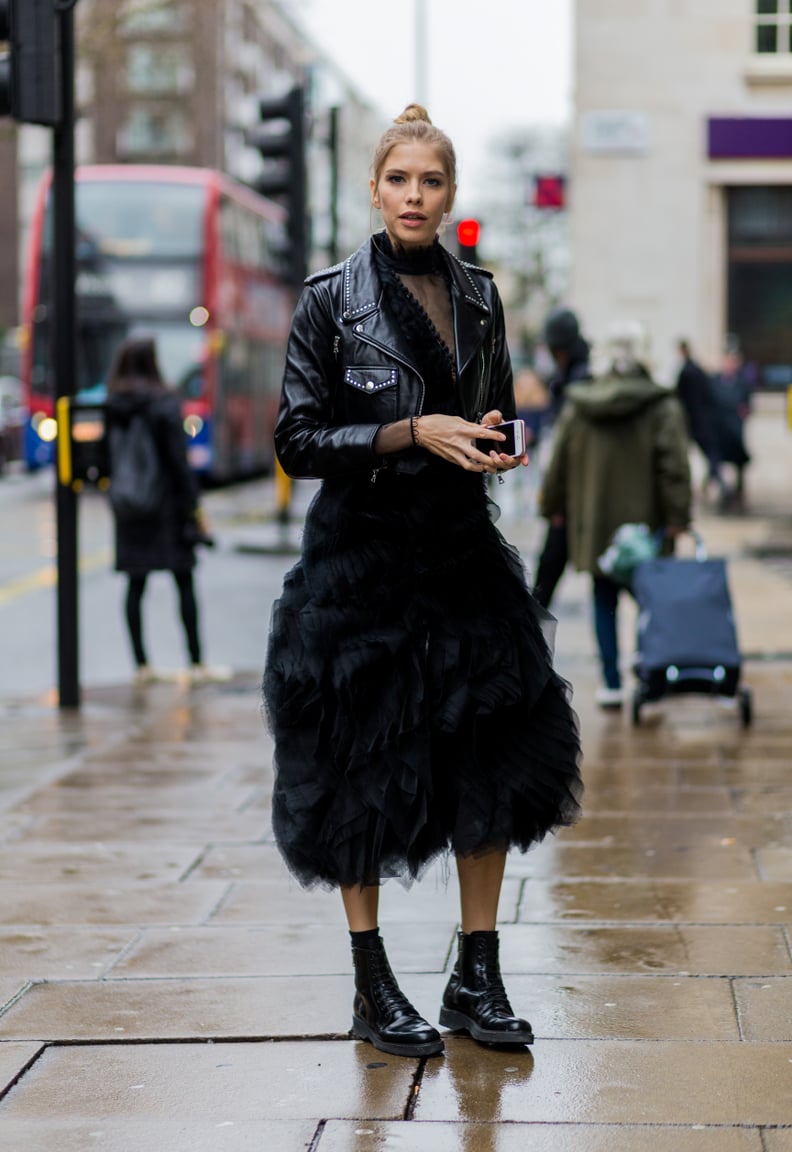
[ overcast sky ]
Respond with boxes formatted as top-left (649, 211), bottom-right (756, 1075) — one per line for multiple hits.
top-left (295, 0), bottom-right (574, 198)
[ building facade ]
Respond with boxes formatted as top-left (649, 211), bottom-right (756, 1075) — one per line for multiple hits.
top-left (3, 0), bottom-right (382, 332)
top-left (570, 0), bottom-right (792, 383)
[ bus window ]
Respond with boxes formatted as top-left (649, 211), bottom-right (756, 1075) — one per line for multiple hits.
top-left (120, 321), bottom-right (204, 390)
top-left (72, 182), bottom-right (206, 259)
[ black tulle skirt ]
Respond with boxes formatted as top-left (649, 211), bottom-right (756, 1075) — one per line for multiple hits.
top-left (263, 463), bottom-right (582, 889)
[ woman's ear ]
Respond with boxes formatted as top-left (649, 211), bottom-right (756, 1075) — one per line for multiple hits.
top-left (370, 177), bottom-right (380, 210)
top-left (445, 184), bottom-right (457, 215)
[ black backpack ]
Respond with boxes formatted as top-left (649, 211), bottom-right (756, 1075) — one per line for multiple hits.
top-left (109, 412), bottom-right (165, 521)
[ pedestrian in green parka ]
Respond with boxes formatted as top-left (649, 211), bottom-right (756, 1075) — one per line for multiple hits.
top-left (539, 356), bottom-right (692, 709)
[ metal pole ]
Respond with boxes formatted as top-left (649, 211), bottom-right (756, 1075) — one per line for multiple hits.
top-left (414, 0), bottom-right (428, 105)
top-left (328, 105), bottom-right (339, 265)
top-left (53, 0), bottom-right (79, 708)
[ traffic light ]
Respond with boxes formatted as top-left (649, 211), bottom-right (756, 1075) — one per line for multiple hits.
top-left (457, 218), bottom-right (481, 265)
top-left (250, 85), bottom-right (308, 286)
top-left (533, 175), bottom-right (566, 210)
top-left (0, 0), bottom-right (61, 126)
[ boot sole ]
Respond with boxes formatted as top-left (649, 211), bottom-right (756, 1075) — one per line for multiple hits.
top-left (352, 1016), bottom-right (445, 1058)
top-left (439, 1006), bottom-right (534, 1046)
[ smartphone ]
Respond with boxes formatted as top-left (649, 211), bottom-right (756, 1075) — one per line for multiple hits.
top-left (475, 419), bottom-right (526, 458)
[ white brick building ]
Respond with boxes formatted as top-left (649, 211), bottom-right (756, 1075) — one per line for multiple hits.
top-left (570, 0), bottom-right (792, 384)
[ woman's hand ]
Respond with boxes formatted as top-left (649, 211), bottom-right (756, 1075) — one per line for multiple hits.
top-left (413, 412), bottom-right (503, 473)
top-left (412, 410), bottom-right (529, 474)
top-left (477, 409), bottom-right (530, 473)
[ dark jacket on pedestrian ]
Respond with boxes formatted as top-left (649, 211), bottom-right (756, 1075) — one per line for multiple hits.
top-left (709, 370), bottom-right (752, 467)
top-left (274, 238), bottom-right (514, 480)
top-left (539, 372), bottom-right (691, 574)
top-left (676, 354), bottom-right (717, 454)
top-left (546, 337), bottom-right (592, 421)
top-left (106, 388), bottom-right (200, 576)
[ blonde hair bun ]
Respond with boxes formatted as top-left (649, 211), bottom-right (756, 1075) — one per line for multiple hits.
top-left (395, 104), bottom-right (432, 126)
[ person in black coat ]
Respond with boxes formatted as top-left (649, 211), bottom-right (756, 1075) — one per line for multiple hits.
top-left (532, 307), bottom-right (592, 609)
top-left (263, 104), bottom-right (582, 1061)
top-left (105, 337), bottom-right (211, 683)
top-left (709, 346), bottom-right (753, 510)
top-left (675, 339), bottom-right (726, 500)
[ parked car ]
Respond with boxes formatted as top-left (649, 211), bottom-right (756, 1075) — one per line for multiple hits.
top-left (0, 376), bottom-right (25, 473)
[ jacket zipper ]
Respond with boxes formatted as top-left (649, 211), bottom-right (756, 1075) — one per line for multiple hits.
top-left (353, 326), bottom-right (426, 414)
top-left (476, 343), bottom-right (491, 422)
top-left (354, 326), bottom-right (426, 483)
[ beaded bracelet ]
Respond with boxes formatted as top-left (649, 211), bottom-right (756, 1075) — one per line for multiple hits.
top-left (409, 415), bottom-right (420, 446)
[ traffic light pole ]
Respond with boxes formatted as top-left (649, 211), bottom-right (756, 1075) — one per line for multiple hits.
top-left (53, 0), bottom-right (79, 708)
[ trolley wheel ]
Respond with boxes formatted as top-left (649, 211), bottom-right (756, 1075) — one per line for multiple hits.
top-left (631, 689), bottom-right (642, 726)
top-left (739, 686), bottom-right (753, 728)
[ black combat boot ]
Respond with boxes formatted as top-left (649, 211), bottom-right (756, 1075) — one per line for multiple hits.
top-left (439, 930), bottom-right (534, 1045)
top-left (351, 932), bottom-right (444, 1058)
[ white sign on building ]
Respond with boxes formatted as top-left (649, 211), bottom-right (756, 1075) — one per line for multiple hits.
top-left (580, 111), bottom-right (651, 155)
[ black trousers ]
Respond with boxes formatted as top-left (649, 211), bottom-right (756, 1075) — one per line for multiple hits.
top-left (533, 521), bottom-right (568, 610)
top-left (125, 570), bottom-right (202, 667)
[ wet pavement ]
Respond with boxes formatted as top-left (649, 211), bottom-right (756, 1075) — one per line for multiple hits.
top-left (1, 398), bottom-right (792, 1149)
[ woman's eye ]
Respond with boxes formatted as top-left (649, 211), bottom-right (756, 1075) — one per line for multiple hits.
top-left (386, 174), bottom-right (404, 184)
top-left (425, 178), bottom-right (442, 187)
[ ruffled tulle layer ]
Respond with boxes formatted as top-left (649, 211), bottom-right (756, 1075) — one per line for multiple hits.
top-left (263, 465), bottom-right (582, 889)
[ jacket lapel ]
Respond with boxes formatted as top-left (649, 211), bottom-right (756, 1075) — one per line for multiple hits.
top-left (446, 253), bottom-right (491, 376)
top-left (341, 239), bottom-right (492, 379)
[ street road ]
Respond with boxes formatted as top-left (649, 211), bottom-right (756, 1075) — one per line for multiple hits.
top-left (0, 468), bottom-right (298, 699)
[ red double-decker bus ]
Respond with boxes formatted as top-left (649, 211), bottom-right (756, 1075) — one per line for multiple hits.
top-left (21, 164), bottom-right (294, 480)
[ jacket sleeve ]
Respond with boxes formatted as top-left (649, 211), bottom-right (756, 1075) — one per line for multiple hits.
top-left (159, 396), bottom-right (199, 517)
top-left (274, 283), bottom-right (381, 480)
top-left (485, 287), bottom-right (516, 421)
top-left (655, 396), bottom-right (692, 528)
top-left (538, 405), bottom-right (572, 519)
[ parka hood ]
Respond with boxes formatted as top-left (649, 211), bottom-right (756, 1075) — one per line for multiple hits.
top-left (565, 375), bottom-right (669, 422)
top-left (106, 383), bottom-right (161, 425)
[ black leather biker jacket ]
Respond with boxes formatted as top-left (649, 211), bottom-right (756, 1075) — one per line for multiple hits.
top-left (274, 237), bottom-right (515, 479)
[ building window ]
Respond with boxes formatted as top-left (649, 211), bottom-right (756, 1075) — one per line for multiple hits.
top-left (120, 0), bottom-right (187, 36)
top-left (755, 0), bottom-right (792, 54)
top-left (117, 106), bottom-right (194, 158)
top-left (127, 44), bottom-right (194, 95)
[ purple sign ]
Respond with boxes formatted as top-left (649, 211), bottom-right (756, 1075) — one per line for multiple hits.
top-left (708, 118), bottom-right (792, 159)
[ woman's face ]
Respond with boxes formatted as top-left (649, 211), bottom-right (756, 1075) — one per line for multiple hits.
top-left (371, 140), bottom-right (456, 250)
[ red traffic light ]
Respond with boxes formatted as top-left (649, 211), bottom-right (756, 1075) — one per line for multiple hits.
top-left (456, 218), bottom-right (481, 248)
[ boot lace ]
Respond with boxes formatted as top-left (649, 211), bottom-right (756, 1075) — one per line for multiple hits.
top-left (368, 950), bottom-right (416, 1017)
top-left (477, 972), bottom-right (514, 1018)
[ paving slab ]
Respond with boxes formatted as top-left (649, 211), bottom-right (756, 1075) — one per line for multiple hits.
top-left (0, 1041), bottom-right (43, 1095)
top-left (0, 971), bottom-right (740, 1043)
top-left (556, 812), bottom-right (787, 850)
top-left (497, 923), bottom-right (792, 975)
top-left (0, 981), bottom-right (26, 1012)
top-left (0, 975), bottom-right (361, 1042)
top-left (415, 1038), bottom-right (792, 1125)
top-left (317, 1120), bottom-right (764, 1151)
top-left (733, 977), bottom-right (792, 1040)
top-left (0, 880), bottom-right (230, 927)
top-left (765, 1134), bottom-right (792, 1152)
top-left (0, 1118), bottom-right (319, 1152)
top-left (515, 879), bottom-right (792, 923)
top-left (0, 842), bottom-right (204, 885)
top-left (508, 840), bottom-right (760, 881)
top-left (756, 846), bottom-right (792, 880)
top-left (110, 922), bottom-right (457, 978)
top-left (11, 809), bottom-right (266, 843)
top-left (210, 876), bottom-right (522, 925)
top-left (0, 1040), bottom-right (417, 1122)
top-left (0, 929), bottom-right (139, 979)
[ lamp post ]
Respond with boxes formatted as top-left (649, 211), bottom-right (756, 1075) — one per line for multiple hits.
top-left (415, 0), bottom-right (428, 105)
top-left (53, 0), bottom-right (79, 708)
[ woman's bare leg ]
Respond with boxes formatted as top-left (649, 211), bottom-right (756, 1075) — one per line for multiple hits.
top-left (456, 850), bottom-right (507, 932)
top-left (341, 884), bottom-right (380, 932)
